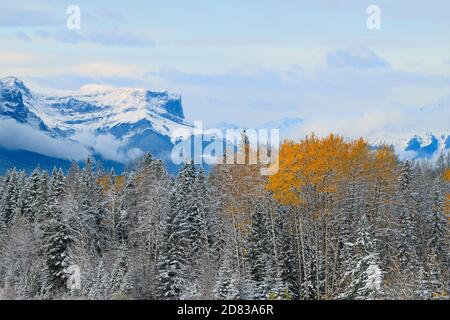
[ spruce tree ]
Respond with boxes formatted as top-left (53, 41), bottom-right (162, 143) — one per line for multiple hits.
top-left (396, 161), bottom-right (420, 271)
top-left (78, 158), bottom-right (108, 254)
top-left (427, 178), bottom-right (448, 266)
top-left (156, 184), bottom-right (189, 300)
top-left (247, 204), bottom-right (269, 299)
top-left (42, 168), bottom-right (73, 294)
top-left (214, 250), bottom-right (240, 300)
top-left (27, 167), bottom-right (48, 223)
top-left (111, 243), bottom-right (133, 299)
top-left (340, 214), bottom-right (383, 300)
top-left (0, 169), bottom-right (19, 226)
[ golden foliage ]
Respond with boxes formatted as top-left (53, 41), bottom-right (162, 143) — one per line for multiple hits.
top-left (267, 134), bottom-right (398, 207)
top-left (98, 174), bottom-right (125, 195)
top-left (445, 168), bottom-right (450, 182)
top-left (444, 169), bottom-right (450, 219)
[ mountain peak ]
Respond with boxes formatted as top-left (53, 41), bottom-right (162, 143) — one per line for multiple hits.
top-left (1, 76), bottom-right (25, 88)
top-left (1, 75), bottom-right (22, 84)
top-left (0, 76), bottom-right (32, 99)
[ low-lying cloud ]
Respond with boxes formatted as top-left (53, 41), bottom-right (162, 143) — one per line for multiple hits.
top-left (0, 118), bottom-right (89, 161)
top-left (284, 104), bottom-right (450, 148)
top-left (0, 118), bottom-right (143, 164)
top-left (72, 129), bottom-right (143, 163)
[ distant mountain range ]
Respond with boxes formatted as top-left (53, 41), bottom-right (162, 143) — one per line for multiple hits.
top-left (405, 133), bottom-right (449, 158)
top-left (0, 76), bottom-right (448, 174)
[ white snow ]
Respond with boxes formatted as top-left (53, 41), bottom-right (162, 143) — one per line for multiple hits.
top-left (10, 82), bottom-right (193, 140)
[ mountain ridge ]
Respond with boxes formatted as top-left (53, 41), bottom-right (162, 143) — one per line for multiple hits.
top-left (0, 76), bottom-right (193, 173)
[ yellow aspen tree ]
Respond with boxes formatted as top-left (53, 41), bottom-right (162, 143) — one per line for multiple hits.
top-left (444, 168), bottom-right (450, 219)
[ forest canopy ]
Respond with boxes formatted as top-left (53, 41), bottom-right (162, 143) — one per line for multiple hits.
top-left (0, 134), bottom-right (448, 300)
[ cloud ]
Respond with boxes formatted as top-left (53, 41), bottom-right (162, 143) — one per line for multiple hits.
top-left (149, 67), bottom-right (281, 89)
top-left (34, 29), bottom-right (155, 47)
top-left (326, 46), bottom-right (390, 69)
top-left (0, 118), bottom-right (89, 161)
top-left (0, 7), bottom-right (61, 27)
top-left (0, 52), bottom-right (35, 65)
top-left (147, 61), bottom-right (450, 127)
top-left (388, 85), bottom-right (450, 106)
top-left (95, 7), bottom-right (128, 24)
top-left (79, 84), bottom-right (116, 92)
top-left (29, 74), bottom-right (148, 91)
top-left (283, 104), bottom-right (449, 147)
top-left (286, 110), bottom-right (404, 140)
top-left (72, 62), bottom-right (140, 77)
top-left (29, 74), bottom-right (95, 90)
top-left (87, 30), bottom-right (154, 47)
top-left (72, 130), bottom-right (143, 163)
top-left (0, 118), bottom-right (143, 164)
top-left (15, 31), bottom-right (32, 42)
top-left (147, 66), bottom-right (302, 126)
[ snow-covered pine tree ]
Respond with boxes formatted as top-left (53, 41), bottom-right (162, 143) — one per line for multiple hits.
top-left (78, 157), bottom-right (108, 255)
top-left (133, 152), bottom-right (170, 255)
top-left (65, 161), bottom-right (81, 195)
top-left (190, 167), bottom-right (208, 255)
top-left (27, 166), bottom-right (48, 223)
top-left (214, 249), bottom-right (240, 300)
top-left (396, 161), bottom-right (420, 271)
top-left (156, 183), bottom-right (189, 300)
top-left (0, 213), bottom-right (46, 299)
top-left (11, 171), bottom-right (29, 220)
top-left (158, 161), bottom-right (200, 298)
top-left (110, 243), bottom-right (134, 299)
top-left (340, 214), bottom-right (383, 300)
top-left (42, 168), bottom-right (73, 294)
top-left (190, 167), bottom-right (218, 299)
top-left (176, 161), bottom-right (201, 259)
top-left (247, 203), bottom-right (269, 299)
top-left (277, 207), bottom-right (297, 298)
top-left (88, 260), bottom-right (110, 300)
top-left (0, 169), bottom-right (20, 226)
top-left (427, 178), bottom-right (448, 267)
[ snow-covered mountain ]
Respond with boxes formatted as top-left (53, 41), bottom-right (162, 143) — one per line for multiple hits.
top-left (404, 133), bottom-right (449, 159)
top-left (0, 76), bottom-right (448, 174)
top-left (0, 76), bottom-right (193, 173)
top-left (364, 101), bottom-right (449, 160)
top-left (3, 76), bottom-right (190, 138)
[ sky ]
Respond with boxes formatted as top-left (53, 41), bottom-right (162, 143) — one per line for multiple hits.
top-left (1, 0), bottom-right (450, 136)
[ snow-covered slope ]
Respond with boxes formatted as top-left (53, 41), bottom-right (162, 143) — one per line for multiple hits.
top-left (0, 76), bottom-right (193, 173)
top-left (0, 77), bottom-right (51, 133)
top-left (365, 100), bottom-right (449, 159)
top-left (402, 133), bottom-right (448, 159)
top-left (4, 77), bottom-right (192, 139)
